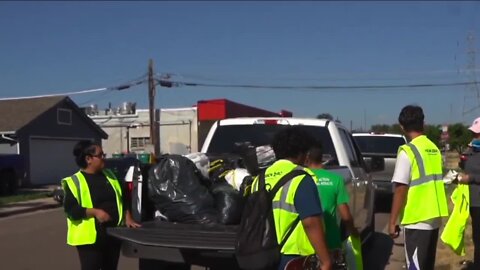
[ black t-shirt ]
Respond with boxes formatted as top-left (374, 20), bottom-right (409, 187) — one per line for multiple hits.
top-left (63, 171), bottom-right (125, 237)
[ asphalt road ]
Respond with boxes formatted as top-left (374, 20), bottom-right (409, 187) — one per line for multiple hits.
top-left (0, 208), bottom-right (137, 270)
top-left (0, 207), bottom-right (404, 270)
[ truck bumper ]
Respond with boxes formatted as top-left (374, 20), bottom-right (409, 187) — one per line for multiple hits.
top-left (121, 241), bottom-right (238, 268)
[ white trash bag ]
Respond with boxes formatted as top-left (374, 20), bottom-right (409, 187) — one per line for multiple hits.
top-left (184, 152), bottom-right (210, 179)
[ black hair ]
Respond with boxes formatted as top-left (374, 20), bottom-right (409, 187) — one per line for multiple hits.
top-left (271, 126), bottom-right (315, 160)
top-left (73, 140), bottom-right (101, 168)
top-left (307, 140), bottom-right (323, 164)
top-left (398, 105), bottom-right (424, 133)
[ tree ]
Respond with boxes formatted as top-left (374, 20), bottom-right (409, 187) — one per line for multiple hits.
top-left (424, 124), bottom-right (442, 147)
top-left (448, 123), bottom-right (471, 153)
top-left (317, 113), bottom-right (334, 120)
top-left (371, 124), bottom-right (390, 133)
top-left (389, 124), bottom-right (403, 134)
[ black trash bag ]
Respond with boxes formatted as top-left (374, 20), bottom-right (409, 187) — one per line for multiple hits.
top-left (148, 154), bottom-right (218, 224)
top-left (210, 181), bottom-right (244, 225)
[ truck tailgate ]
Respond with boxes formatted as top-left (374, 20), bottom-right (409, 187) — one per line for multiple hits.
top-left (108, 220), bottom-right (238, 250)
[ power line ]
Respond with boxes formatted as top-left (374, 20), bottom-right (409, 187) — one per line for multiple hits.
top-left (154, 76), bottom-right (479, 91)
top-left (0, 75), bottom-right (148, 101)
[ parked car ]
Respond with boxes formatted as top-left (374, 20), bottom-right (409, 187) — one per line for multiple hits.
top-left (108, 117), bottom-right (383, 269)
top-left (459, 147), bottom-right (473, 170)
top-left (0, 154), bottom-right (26, 195)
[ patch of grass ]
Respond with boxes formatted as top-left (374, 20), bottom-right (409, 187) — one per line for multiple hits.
top-left (0, 192), bottom-right (50, 206)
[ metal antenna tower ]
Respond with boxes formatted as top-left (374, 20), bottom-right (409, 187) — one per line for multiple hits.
top-left (462, 31), bottom-right (480, 116)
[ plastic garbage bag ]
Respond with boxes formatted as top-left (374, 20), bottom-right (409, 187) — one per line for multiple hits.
top-left (441, 184), bottom-right (470, 256)
top-left (256, 145), bottom-right (276, 169)
top-left (443, 170), bottom-right (459, 184)
top-left (148, 154), bottom-right (218, 224)
top-left (343, 235), bottom-right (363, 270)
top-left (224, 168), bottom-right (251, 191)
top-left (210, 181), bottom-right (244, 225)
top-left (184, 152), bottom-right (210, 179)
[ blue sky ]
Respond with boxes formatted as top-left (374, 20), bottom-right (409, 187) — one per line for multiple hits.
top-left (0, 1), bottom-right (479, 129)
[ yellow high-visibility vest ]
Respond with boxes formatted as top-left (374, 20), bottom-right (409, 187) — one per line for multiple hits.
top-left (61, 169), bottom-right (123, 246)
top-left (399, 135), bottom-right (449, 225)
top-left (441, 184), bottom-right (469, 256)
top-left (251, 160), bottom-right (318, 256)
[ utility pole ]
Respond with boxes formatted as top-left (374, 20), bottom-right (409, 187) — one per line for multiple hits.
top-left (148, 59), bottom-right (159, 156)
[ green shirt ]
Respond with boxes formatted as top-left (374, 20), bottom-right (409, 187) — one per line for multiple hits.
top-left (311, 168), bottom-right (350, 249)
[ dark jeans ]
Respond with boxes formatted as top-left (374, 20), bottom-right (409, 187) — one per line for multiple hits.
top-left (471, 207), bottom-right (480, 268)
top-left (76, 236), bottom-right (121, 270)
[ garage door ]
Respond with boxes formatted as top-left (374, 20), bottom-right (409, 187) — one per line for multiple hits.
top-left (29, 138), bottom-right (82, 185)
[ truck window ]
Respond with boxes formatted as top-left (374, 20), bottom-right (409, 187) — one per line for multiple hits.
top-left (354, 136), bottom-right (406, 156)
top-left (206, 124), bottom-right (337, 160)
top-left (338, 129), bottom-right (359, 166)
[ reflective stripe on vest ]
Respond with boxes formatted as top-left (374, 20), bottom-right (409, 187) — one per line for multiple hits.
top-left (400, 136), bottom-right (449, 225)
top-left (62, 169), bottom-right (123, 246)
top-left (406, 143), bottom-right (443, 187)
top-left (251, 160), bottom-right (317, 256)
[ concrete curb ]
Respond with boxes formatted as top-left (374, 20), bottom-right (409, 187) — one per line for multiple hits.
top-left (0, 202), bottom-right (61, 218)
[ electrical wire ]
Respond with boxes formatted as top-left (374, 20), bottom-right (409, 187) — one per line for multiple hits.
top-left (153, 76), bottom-right (479, 91)
top-left (0, 75), bottom-right (148, 101)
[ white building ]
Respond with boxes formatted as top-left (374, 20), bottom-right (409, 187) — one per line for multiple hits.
top-left (87, 103), bottom-right (198, 156)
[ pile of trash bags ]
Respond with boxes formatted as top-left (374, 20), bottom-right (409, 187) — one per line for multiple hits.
top-left (147, 145), bottom-right (276, 225)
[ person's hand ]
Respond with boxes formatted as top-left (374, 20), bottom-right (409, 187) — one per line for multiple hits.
top-left (94, 209), bottom-right (111, 223)
top-left (388, 223), bottom-right (400, 239)
top-left (125, 213), bottom-right (142, 228)
top-left (458, 173), bottom-right (470, 184)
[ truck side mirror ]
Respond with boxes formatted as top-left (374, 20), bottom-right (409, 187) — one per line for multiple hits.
top-left (364, 156), bottom-right (385, 173)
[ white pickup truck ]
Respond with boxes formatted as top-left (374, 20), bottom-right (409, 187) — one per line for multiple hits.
top-left (108, 117), bottom-right (382, 269)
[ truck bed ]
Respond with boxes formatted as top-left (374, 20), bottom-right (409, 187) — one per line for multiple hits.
top-left (108, 220), bottom-right (239, 267)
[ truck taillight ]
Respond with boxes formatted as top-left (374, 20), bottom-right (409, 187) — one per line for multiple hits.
top-left (127, 182), bottom-right (134, 194)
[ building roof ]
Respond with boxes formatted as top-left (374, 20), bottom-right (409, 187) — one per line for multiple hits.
top-left (0, 96), bottom-right (107, 138)
top-left (0, 96), bottom-right (66, 132)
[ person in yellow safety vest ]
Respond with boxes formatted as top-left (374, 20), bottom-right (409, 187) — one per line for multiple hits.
top-left (388, 105), bottom-right (449, 270)
top-left (62, 140), bottom-right (141, 270)
top-left (457, 117), bottom-right (480, 269)
top-left (250, 127), bottom-right (332, 270)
